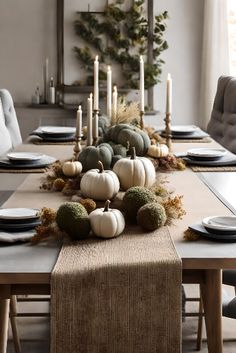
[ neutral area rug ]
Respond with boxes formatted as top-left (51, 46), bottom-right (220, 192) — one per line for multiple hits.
top-left (51, 226), bottom-right (182, 353)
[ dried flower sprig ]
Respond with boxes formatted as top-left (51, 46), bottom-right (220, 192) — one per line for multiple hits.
top-left (151, 154), bottom-right (186, 171)
top-left (39, 207), bottom-right (57, 226)
top-left (183, 229), bottom-right (200, 241)
top-left (111, 97), bottom-right (140, 125)
top-left (161, 195), bottom-right (186, 225)
top-left (40, 161), bottom-right (83, 196)
top-left (145, 126), bottom-right (165, 144)
top-left (79, 198), bottom-right (96, 214)
top-left (31, 207), bottom-right (64, 244)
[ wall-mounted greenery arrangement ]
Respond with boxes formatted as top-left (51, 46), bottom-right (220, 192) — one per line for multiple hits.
top-left (73, 0), bottom-right (168, 90)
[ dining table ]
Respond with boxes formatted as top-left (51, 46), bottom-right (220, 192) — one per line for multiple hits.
top-left (0, 137), bottom-right (236, 353)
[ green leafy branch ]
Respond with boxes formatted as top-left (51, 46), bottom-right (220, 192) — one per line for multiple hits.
top-left (73, 0), bottom-right (168, 89)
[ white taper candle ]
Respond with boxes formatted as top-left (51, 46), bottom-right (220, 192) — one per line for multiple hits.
top-left (87, 93), bottom-right (93, 146)
top-left (166, 73), bottom-right (172, 114)
top-left (112, 85), bottom-right (118, 120)
top-left (140, 56), bottom-right (145, 112)
top-left (94, 56), bottom-right (99, 110)
top-left (76, 105), bottom-right (82, 138)
top-left (107, 65), bottom-right (112, 118)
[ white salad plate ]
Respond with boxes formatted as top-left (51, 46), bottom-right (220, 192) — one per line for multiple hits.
top-left (202, 216), bottom-right (236, 235)
top-left (187, 148), bottom-right (227, 160)
top-left (7, 152), bottom-right (44, 162)
top-left (40, 126), bottom-right (76, 136)
top-left (171, 125), bottom-right (197, 134)
top-left (0, 208), bottom-right (40, 221)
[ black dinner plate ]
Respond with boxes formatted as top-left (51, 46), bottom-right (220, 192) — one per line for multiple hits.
top-left (0, 155), bottom-right (56, 169)
top-left (189, 223), bottom-right (236, 242)
top-left (30, 131), bottom-right (75, 142)
top-left (0, 219), bottom-right (41, 232)
top-left (175, 152), bottom-right (236, 167)
top-left (160, 129), bottom-right (209, 139)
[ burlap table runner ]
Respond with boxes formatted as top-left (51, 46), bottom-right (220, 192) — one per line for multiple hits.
top-left (51, 226), bottom-right (182, 353)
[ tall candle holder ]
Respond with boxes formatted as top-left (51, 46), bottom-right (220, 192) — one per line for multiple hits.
top-left (93, 109), bottom-right (99, 146)
top-left (73, 135), bottom-right (82, 160)
top-left (164, 112), bottom-right (172, 151)
top-left (140, 111), bottom-right (145, 130)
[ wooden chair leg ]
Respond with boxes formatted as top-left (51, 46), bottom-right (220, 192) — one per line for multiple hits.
top-left (196, 297), bottom-right (203, 351)
top-left (10, 296), bottom-right (21, 353)
top-left (0, 298), bottom-right (10, 353)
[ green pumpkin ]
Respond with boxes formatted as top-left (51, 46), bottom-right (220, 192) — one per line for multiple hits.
top-left (98, 115), bottom-right (110, 137)
top-left (78, 143), bottom-right (113, 172)
top-left (105, 124), bottom-right (150, 156)
top-left (107, 141), bottom-right (127, 157)
top-left (111, 154), bottom-right (123, 167)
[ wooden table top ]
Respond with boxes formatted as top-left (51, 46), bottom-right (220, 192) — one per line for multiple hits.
top-left (1, 139), bottom-right (236, 284)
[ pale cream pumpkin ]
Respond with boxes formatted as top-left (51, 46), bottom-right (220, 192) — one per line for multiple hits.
top-left (113, 147), bottom-right (156, 191)
top-left (80, 161), bottom-right (120, 200)
top-left (147, 144), bottom-right (169, 158)
top-left (89, 200), bottom-right (125, 238)
top-left (62, 161), bottom-right (82, 177)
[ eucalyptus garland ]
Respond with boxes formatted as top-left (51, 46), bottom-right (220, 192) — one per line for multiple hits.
top-left (73, 0), bottom-right (168, 89)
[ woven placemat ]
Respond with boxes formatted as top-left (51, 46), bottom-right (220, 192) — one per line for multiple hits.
top-left (191, 165), bottom-right (236, 172)
top-left (51, 226), bottom-right (182, 353)
top-left (0, 167), bottom-right (46, 173)
top-left (172, 137), bottom-right (211, 143)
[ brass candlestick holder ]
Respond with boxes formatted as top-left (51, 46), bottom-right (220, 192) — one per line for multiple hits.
top-left (93, 109), bottom-right (99, 146)
top-left (73, 135), bottom-right (82, 160)
top-left (140, 111), bottom-right (145, 130)
top-left (164, 112), bottom-right (172, 151)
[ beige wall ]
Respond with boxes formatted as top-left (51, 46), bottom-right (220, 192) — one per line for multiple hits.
top-left (0, 0), bottom-right (57, 103)
top-left (156, 0), bottom-right (204, 125)
top-left (0, 0), bottom-right (204, 125)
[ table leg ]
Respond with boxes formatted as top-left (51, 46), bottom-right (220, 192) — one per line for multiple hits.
top-left (0, 298), bottom-right (10, 353)
top-left (200, 269), bottom-right (222, 353)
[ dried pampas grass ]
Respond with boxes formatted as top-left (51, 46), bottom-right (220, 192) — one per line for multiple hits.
top-left (111, 97), bottom-right (140, 125)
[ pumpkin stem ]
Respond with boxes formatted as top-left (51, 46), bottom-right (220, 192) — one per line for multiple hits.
top-left (98, 160), bottom-right (104, 173)
top-left (104, 200), bottom-right (111, 212)
top-left (130, 146), bottom-right (136, 160)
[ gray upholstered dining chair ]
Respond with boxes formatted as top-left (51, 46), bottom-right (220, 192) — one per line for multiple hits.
top-left (207, 74), bottom-right (236, 315)
top-left (185, 76), bottom-right (236, 350)
top-left (223, 293), bottom-right (236, 319)
top-left (207, 75), bottom-right (236, 154)
top-left (0, 89), bottom-right (22, 156)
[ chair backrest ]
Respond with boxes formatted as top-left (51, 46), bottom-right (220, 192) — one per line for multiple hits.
top-left (0, 89), bottom-right (22, 156)
top-left (207, 76), bottom-right (236, 153)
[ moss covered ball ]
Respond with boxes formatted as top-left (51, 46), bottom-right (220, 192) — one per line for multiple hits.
top-left (137, 202), bottom-right (167, 231)
top-left (122, 186), bottom-right (157, 222)
top-left (56, 202), bottom-right (91, 240)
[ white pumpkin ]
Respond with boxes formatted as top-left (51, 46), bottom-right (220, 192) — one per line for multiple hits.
top-left (89, 200), bottom-right (125, 238)
top-left (147, 144), bottom-right (169, 158)
top-left (80, 161), bottom-right (120, 201)
top-left (62, 161), bottom-right (82, 177)
top-left (113, 147), bottom-right (156, 190)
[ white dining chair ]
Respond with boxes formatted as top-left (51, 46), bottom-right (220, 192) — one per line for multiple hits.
top-left (0, 90), bottom-right (22, 352)
top-left (0, 89), bottom-right (22, 156)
